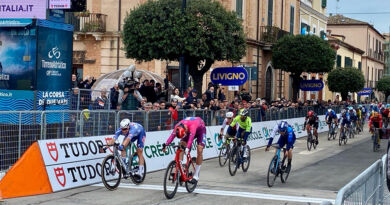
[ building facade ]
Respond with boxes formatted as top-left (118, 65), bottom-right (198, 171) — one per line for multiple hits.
top-left (325, 34), bottom-right (364, 101)
top-left (327, 15), bottom-right (385, 101)
top-left (384, 33), bottom-right (390, 77)
top-left (68, 0), bottom-right (302, 101)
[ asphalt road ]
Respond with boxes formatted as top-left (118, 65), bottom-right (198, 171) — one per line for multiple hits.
top-left (3, 126), bottom-right (388, 205)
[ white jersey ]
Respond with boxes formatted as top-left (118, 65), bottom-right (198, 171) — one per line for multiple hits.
top-left (221, 118), bottom-right (239, 131)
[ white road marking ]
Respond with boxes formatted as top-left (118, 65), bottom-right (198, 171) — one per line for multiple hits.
top-left (93, 183), bottom-right (335, 204)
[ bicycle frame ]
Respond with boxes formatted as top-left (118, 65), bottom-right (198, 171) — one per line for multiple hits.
top-left (173, 146), bottom-right (195, 183)
top-left (272, 147), bottom-right (286, 173)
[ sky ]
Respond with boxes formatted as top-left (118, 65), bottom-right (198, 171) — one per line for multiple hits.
top-left (327, 0), bottom-right (390, 34)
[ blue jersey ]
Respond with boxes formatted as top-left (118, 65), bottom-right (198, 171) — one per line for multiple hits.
top-left (268, 125), bottom-right (296, 150)
top-left (114, 122), bottom-right (146, 148)
top-left (341, 113), bottom-right (351, 124)
top-left (325, 110), bottom-right (337, 120)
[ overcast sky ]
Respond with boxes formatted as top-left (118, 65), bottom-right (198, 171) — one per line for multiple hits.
top-left (327, 0), bottom-right (390, 33)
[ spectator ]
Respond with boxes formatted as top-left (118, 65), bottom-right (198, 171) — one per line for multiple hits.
top-left (148, 79), bottom-right (157, 103)
top-left (70, 87), bottom-right (79, 110)
top-left (186, 89), bottom-right (198, 105)
top-left (152, 102), bottom-right (160, 110)
top-left (205, 86), bottom-right (215, 102)
top-left (218, 87), bottom-right (226, 101)
top-left (71, 74), bottom-right (78, 88)
top-left (93, 89), bottom-right (108, 109)
top-left (170, 88), bottom-right (186, 103)
top-left (119, 85), bottom-right (139, 110)
top-left (110, 83), bottom-right (120, 110)
top-left (209, 99), bottom-right (220, 111)
top-left (143, 102), bottom-right (153, 112)
top-left (160, 101), bottom-right (166, 110)
top-left (139, 79), bottom-right (149, 98)
top-left (184, 87), bottom-right (192, 98)
top-left (155, 83), bottom-right (167, 102)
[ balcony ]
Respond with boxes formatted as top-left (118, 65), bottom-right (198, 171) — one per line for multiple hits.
top-left (65, 12), bottom-right (107, 33)
top-left (259, 26), bottom-right (290, 44)
top-left (367, 48), bottom-right (384, 62)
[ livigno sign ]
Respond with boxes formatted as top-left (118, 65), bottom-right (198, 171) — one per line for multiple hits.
top-left (299, 80), bottom-right (324, 91)
top-left (211, 67), bottom-right (248, 86)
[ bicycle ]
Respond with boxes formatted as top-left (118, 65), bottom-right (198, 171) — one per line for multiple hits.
top-left (163, 144), bottom-right (197, 199)
top-left (218, 135), bottom-right (235, 167)
top-left (339, 125), bottom-right (348, 146)
top-left (327, 121), bottom-right (337, 141)
top-left (267, 145), bottom-right (291, 187)
top-left (351, 121), bottom-right (357, 136)
top-left (372, 128), bottom-right (380, 152)
top-left (228, 137), bottom-right (251, 176)
top-left (349, 123), bottom-right (355, 139)
top-left (306, 126), bottom-right (317, 151)
top-left (100, 142), bottom-right (147, 190)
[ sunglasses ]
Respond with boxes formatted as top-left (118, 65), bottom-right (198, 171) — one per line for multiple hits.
top-left (121, 128), bottom-right (129, 131)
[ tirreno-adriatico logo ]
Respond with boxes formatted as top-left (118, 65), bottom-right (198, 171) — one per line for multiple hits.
top-left (42, 47), bottom-right (66, 70)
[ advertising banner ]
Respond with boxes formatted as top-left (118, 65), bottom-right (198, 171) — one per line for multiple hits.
top-left (211, 67), bottom-right (248, 86)
top-left (49, 0), bottom-right (71, 9)
top-left (0, 90), bottom-right (34, 113)
top-left (0, 0), bottom-right (47, 19)
top-left (37, 115), bottom-right (330, 192)
top-left (357, 88), bottom-right (373, 96)
top-left (0, 26), bottom-right (36, 90)
top-left (299, 80), bottom-right (324, 91)
top-left (36, 24), bottom-right (73, 91)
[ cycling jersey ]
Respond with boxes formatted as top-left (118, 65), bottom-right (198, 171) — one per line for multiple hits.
top-left (222, 118), bottom-right (238, 136)
top-left (340, 113), bottom-right (351, 126)
top-left (166, 117), bottom-right (206, 149)
top-left (114, 122), bottom-right (146, 148)
top-left (356, 109), bottom-right (362, 120)
top-left (267, 125), bottom-right (296, 151)
top-left (304, 113), bottom-right (319, 129)
top-left (325, 110), bottom-right (337, 123)
top-left (349, 110), bottom-right (358, 122)
top-left (369, 113), bottom-right (382, 128)
top-left (230, 115), bottom-right (252, 132)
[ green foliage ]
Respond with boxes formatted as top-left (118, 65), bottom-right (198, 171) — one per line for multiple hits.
top-left (272, 35), bottom-right (336, 75)
top-left (327, 67), bottom-right (365, 99)
top-left (377, 76), bottom-right (390, 96)
top-left (122, 0), bottom-right (246, 63)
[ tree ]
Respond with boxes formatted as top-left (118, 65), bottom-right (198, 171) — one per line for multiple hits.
top-left (272, 35), bottom-right (336, 101)
top-left (377, 76), bottom-right (390, 101)
top-left (327, 67), bottom-right (365, 101)
top-left (122, 0), bottom-right (246, 94)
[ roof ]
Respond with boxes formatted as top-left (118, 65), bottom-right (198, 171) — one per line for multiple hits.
top-left (328, 14), bottom-right (367, 25)
top-left (327, 35), bottom-right (365, 55)
top-left (328, 15), bottom-right (385, 39)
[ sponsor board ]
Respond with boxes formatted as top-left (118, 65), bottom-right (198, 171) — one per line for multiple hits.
top-left (37, 115), bottom-right (330, 192)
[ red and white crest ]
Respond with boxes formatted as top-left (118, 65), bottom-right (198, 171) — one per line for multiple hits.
top-left (105, 137), bottom-right (113, 153)
top-left (46, 142), bottom-right (58, 162)
top-left (54, 167), bottom-right (66, 187)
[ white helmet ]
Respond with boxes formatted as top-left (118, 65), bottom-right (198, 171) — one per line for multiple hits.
top-left (328, 109), bottom-right (332, 113)
top-left (120, 119), bottom-right (130, 129)
top-left (226, 112), bottom-right (234, 118)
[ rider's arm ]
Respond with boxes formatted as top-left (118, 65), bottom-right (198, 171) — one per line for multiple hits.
top-left (229, 116), bottom-right (239, 127)
top-left (267, 124), bottom-right (279, 147)
top-left (220, 119), bottom-right (227, 133)
top-left (287, 127), bottom-right (294, 143)
top-left (303, 117), bottom-right (308, 127)
top-left (165, 125), bottom-right (177, 146)
top-left (245, 117), bottom-right (252, 132)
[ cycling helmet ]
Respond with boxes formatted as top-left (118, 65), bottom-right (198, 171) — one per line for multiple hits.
top-left (358, 104), bottom-right (362, 108)
top-left (372, 112), bottom-right (380, 118)
top-left (278, 121), bottom-right (288, 132)
top-left (308, 111), bottom-right (314, 117)
top-left (226, 112), bottom-right (234, 118)
top-left (386, 104), bottom-right (390, 108)
top-left (341, 109), bottom-right (347, 115)
top-left (328, 109), bottom-right (332, 113)
top-left (348, 106), bottom-right (354, 111)
top-left (240, 109), bottom-right (249, 116)
top-left (120, 119), bottom-right (130, 129)
top-left (175, 124), bottom-right (186, 139)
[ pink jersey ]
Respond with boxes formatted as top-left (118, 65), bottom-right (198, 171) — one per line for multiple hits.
top-left (165, 117), bottom-right (206, 149)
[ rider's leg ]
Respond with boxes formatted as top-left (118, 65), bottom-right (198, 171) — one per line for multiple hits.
top-left (314, 127), bottom-right (318, 143)
top-left (179, 141), bottom-right (187, 162)
top-left (121, 137), bottom-right (131, 158)
top-left (193, 130), bottom-right (206, 181)
top-left (306, 124), bottom-right (311, 135)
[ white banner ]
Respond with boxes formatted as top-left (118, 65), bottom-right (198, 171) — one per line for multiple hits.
top-left (38, 115), bottom-right (330, 192)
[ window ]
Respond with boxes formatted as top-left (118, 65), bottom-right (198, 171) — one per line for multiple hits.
top-left (358, 62), bottom-right (362, 71)
top-left (320, 30), bottom-right (326, 39)
top-left (344, 57), bottom-right (352, 67)
top-left (301, 22), bottom-right (310, 34)
top-left (268, 0), bottom-right (273, 26)
top-left (313, 27), bottom-right (316, 34)
top-left (321, 0), bottom-right (327, 8)
top-left (336, 55), bottom-right (342, 67)
top-left (290, 6), bottom-right (294, 34)
top-left (236, 0), bottom-right (243, 18)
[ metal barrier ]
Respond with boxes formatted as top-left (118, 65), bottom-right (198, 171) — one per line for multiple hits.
top-left (70, 88), bottom-right (112, 111)
top-left (331, 154), bottom-right (389, 205)
top-left (0, 105), bottom-right (350, 173)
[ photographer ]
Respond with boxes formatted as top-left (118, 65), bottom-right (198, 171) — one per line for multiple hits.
top-left (118, 82), bottom-right (139, 110)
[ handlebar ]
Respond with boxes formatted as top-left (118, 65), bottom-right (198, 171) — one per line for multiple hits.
top-left (98, 143), bottom-right (120, 153)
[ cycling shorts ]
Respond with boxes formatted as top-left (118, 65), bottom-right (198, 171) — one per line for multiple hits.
top-left (277, 134), bottom-right (296, 151)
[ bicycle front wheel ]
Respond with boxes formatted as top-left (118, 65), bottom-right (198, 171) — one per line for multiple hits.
top-left (101, 154), bottom-right (122, 190)
top-left (228, 147), bottom-right (238, 176)
top-left (129, 152), bottom-right (146, 184)
top-left (280, 157), bottom-right (291, 183)
top-left (163, 160), bottom-right (179, 199)
top-left (242, 145), bottom-right (251, 172)
top-left (218, 143), bottom-right (229, 167)
top-left (185, 157), bottom-right (197, 193)
top-left (307, 134), bottom-right (312, 151)
top-left (267, 155), bottom-right (278, 187)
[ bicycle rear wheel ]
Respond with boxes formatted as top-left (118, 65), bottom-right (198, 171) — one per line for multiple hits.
top-left (228, 147), bottom-right (238, 176)
top-left (242, 145), bottom-right (251, 172)
top-left (307, 134), bottom-right (312, 151)
top-left (327, 127), bottom-right (332, 141)
top-left (372, 135), bottom-right (379, 152)
top-left (101, 154), bottom-right (122, 190)
top-left (339, 131), bottom-right (343, 146)
top-left (163, 161), bottom-right (179, 199)
top-left (185, 157), bottom-right (197, 193)
top-left (129, 152), bottom-right (146, 184)
top-left (218, 143), bottom-right (229, 167)
top-left (267, 155), bottom-right (278, 187)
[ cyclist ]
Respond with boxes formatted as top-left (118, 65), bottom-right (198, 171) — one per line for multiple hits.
top-left (303, 110), bottom-right (319, 145)
top-left (266, 121), bottom-right (296, 171)
top-left (340, 109), bottom-right (351, 139)
top-left (227, 109), bottom-right (252, 158)
top-left (162, 117), bottom-right (206, 182)
top-left (355, 107), bottom-right (362, 131)
top-left (108, 119), bottom-right (146, 176)
top-left (359, 105), bottom-right (367, 125)
top-left (369, 109), bottom-right (383, 148)
top-left (382, 104), bottom-right (390, 128)
top-left (219, 112), bottom-right (238, 141)
top-left (325, 108), bottom-right (338, 130)
top-left (349, 106), bottom-right (358, 133)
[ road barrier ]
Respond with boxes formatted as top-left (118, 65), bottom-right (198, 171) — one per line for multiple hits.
top-left (0, 115), bottom-right (332, 198)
